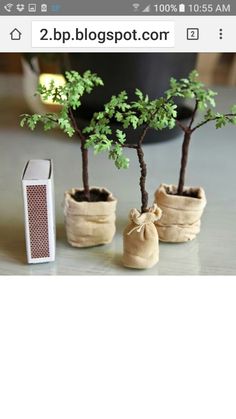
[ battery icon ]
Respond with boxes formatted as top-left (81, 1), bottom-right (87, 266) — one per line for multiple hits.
top-left (179, 3), bottom-right (185, 12)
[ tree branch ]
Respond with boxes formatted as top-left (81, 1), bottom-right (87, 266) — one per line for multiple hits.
top-left (189, 100), bottom-right (199, 129)
top-left (121, 143), bottom-right (138, 149)
top-left (112, 138), bottom-right (137, 149)
top-left (68, 107), bottom-right (85, 141)
top-left (191, 113), bottom-right (235, 132)
top-left (176, 119), bottom-right (188, 132)
top-left (138, 125), bottom-right (150, 146)
top-left (44, 115), bottom-right (58, 123)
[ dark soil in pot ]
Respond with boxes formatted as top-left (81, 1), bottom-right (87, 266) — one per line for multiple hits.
top-left (167, 189), bottom-right (201, 199)
top-left (64, 187), bottom-right (117, 247)
top-left (72, 188), bottom-right (109, 202)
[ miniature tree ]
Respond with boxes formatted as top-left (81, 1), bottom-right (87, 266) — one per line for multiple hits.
top-left (20, 70), bottom-right (104, 201)
top-left (84, 90), bottom-right (177, 213)
top-left (165, 70), bottom-right (236, 196)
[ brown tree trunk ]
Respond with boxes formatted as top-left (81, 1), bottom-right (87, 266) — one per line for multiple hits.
top-left (177, 130), bottom-right (191, 195)
top-left (137, 145), bottom-right (149, 213)
top-left (69, 108), bottom-right (91, 201)
top-left (80, 138), bottom-right (90, 201)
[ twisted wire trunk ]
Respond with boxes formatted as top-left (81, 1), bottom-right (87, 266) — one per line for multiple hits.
top-left (177, 130), bottom-right (191, 195)
top-left (137, 145), bottom-right (149, 213)
top-left (69, 108), bottom-right (91, 201)
top-left (80, 138), bottom-right (91, 201)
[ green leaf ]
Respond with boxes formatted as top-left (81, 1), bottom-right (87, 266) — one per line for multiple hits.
top-left (215, 115), bottom-right (227, 129)
top-left (204, 109), bottom-right (215, 120)
top-left (115, 112), bottom-right (123, 122)
top-left (115, 155), bottom-right (130, 169)
top-left (116, 129), bottom-right (126, 144)
top-left (94, 139), bottom-right (112, 154)
top-left (135, 88), bottom-right (144, 100)
top-left (231, 104), bottom-right (236, 114)
top-left (189, 70), bottom-right (199, 82)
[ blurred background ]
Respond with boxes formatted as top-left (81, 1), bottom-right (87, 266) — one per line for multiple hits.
top-left (1, 52), bottom-right (236, 82)
top-left (0, 52), bottom-right (236, 133)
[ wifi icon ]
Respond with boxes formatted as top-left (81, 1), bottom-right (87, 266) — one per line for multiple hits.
top-left (132, 3), bottom-right (140, 12)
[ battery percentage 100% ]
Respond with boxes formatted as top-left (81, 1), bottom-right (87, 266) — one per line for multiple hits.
top-left (154, 4), bottom-right (178, 13)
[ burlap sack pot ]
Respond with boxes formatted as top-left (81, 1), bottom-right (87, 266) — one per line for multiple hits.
top-left (123, 204), bottom-right (162, 269)
top-left (155, 184), bottom-right (207, 243)
top-left (64, 187), bottom-right (117, 248)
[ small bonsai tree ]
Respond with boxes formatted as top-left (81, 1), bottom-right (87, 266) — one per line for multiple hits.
top-left (165, 70), bottom-right (236, 196)
top-left (84, 90), bottom-right (177, 213)
top-left (20, 70), bottom-right (104, 201)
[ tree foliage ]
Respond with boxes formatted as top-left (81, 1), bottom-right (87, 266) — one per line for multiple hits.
top-left (84, 89), bottom-right (178, 169)
top-left (20, 70), bottom-right (104, 137)
top-left (166, 69), bottom-right (217, 109)
top-left (165, 69), bottom-right (236, 196)
top-left (165, 69), bottom-right (236, 130)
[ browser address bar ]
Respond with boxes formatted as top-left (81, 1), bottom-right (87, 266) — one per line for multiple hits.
top-left (32, 21), bottom-right (175, 48)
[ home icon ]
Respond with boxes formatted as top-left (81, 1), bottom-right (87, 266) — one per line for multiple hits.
top-left (10, 28), bottom-right (22, 40)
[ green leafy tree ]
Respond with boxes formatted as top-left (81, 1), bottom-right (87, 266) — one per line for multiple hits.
top-left (166, 70), bottom-right (236, 195)
top-left (84, 90), bottom-right (177, 213)
top-left (20, 70), bottom-right (104, 201)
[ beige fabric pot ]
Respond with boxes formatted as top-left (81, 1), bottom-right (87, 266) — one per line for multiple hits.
top-left (64, 187), bottom-right (117, 248)
top-left (123, 204), bottom-right (162, 269)
top-left (155, 184), bottom-right (207, 243)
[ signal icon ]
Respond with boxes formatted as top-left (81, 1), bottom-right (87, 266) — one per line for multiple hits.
top-left (142, 5), bottom-right (151, 12)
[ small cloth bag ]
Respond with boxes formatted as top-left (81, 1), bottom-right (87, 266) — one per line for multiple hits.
top-left (123, 204), bottom-right (162, 269)
top-left (155, 184), bottom-right (207, 242)
top-left (64, 187), bottom-right (117, 248)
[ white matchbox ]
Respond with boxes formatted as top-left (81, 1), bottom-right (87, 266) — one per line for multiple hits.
top-left (22, 159), bottom-right (55, 264)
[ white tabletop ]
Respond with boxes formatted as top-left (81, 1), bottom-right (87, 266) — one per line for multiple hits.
top-left (0, 80), bottom-right (236, 275)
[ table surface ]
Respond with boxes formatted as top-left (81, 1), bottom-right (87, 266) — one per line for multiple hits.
top-left (0, 77), bottom-right (236, 275)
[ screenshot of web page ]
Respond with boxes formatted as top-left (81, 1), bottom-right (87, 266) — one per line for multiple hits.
top-left (0, 0), bottom-right (235, 276)
top-left (1, 3), bottom-right (236, 419)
